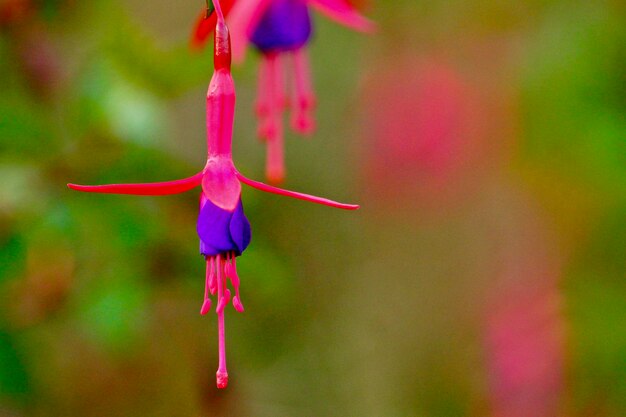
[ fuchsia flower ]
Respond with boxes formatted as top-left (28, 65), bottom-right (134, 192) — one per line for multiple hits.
top-left (192, 0), bottom-right (375, 183)
top-left (486, 285), bottom-right (565, 417)
top-left (68, 0), bottom-right (358, 389)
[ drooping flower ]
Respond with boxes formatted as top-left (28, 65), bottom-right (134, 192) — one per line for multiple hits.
top-left (192, 0), bottom-right (375, 183)
top-left (68, 0), bottom-right (358, 389)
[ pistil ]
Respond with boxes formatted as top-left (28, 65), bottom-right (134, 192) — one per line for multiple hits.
top-left (215, 254), bottom-right (229, 388)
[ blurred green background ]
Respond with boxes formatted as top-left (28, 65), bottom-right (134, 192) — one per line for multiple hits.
top-left (0, 0), bottom-right (624, 416)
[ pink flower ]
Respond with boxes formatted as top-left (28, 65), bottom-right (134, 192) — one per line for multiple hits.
top-left (192, 0), bottom-right (375, 183)
top-left (359, 57), bottom-right (493, 210)
top-left (486, 285), bottom-right (565, 417)
top-left (69, 1), bottom-right (358, 388)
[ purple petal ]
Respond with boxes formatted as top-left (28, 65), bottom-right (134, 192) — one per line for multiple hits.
top-left (229, 199), bottom-right (252, 254)
top-left (197, 197), bottom-right (252, 257)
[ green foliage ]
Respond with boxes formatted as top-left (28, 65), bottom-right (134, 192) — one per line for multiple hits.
top-left (0, 331), bottom-right (30, 400)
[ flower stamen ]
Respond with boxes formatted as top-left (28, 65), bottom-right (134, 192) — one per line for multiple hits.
top-left (265, 52), bottom-right (286, 184)
top-left (291, 47), bottom-right (315, 134)
top-left (215, 253), bottom-right (229, 388)
top-left (200, 258), bottom-right (213, 315)
top-left (255, 56), bottom-right (271, 127)
top-left (226, 252), bottom-right (244, 312)
top-left (201, 251), bottom-right (242, 388)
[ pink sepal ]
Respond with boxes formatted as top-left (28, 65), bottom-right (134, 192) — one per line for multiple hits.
top-left (308, 0), bottom-right (376, 32)
top-left (189, 1), bottom-right (237, 51)
top-left (67, 172), bottom-right (203, 195)
top-left (227, 0), bottom-right (273, 62)
top-left (190, 9), bottom-right (215, 50)
top-left (235, 171), bottom-right (359, 210)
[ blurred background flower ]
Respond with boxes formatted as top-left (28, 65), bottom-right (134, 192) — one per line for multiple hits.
top-left (0, 0), bottom-right (624, 416)
top-left (189, 0), bottom-right (375, 183)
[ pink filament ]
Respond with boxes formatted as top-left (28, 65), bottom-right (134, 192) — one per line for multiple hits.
top-left (290, 47), bottom-right (315, 134)
top-left (200, 259), bottom-right (213, 315)
top-left (226, 253), bottom-right (244, 312)
top-left (276, 54), bottom-right (290, 110)
top-left (67, 172), bottom-right (203, 196)
top-left (209, 256), bottom-right (217, 295)
top-left (255, 54), bottom-right (271, 122)
top-left (256, 54), bottom-right (275, 142)
top-left (266, 124), bottom-right (285, 184)
top-left (264, 53), bottom-right (281, 141)
top-left (214, 254), bottom-right (229, 389)
top-left (265, 52), bottom-right (286, 184)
